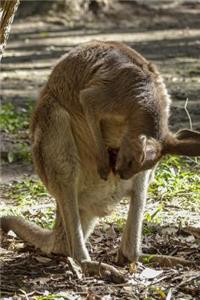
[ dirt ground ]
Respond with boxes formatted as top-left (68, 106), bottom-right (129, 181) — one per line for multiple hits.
top-left (0, 1), bottom-right (200, 299)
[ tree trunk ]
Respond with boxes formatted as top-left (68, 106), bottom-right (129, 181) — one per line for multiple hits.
top-left (0, 0), bottom-right (20, 61)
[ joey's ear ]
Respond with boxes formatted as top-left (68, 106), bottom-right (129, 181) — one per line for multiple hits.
top-left (163, 130), bottom-right (200, 157)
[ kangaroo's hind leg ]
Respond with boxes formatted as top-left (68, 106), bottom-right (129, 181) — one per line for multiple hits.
top-left (79, 209), bottom-right (98, 242)
top-left (35, 102), bottom-right (125, 282)
top-left (32, 103), bottom-right (90, 261)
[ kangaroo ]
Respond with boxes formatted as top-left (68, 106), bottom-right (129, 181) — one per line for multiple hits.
top-left (1, 41), bottom-right (200, 282)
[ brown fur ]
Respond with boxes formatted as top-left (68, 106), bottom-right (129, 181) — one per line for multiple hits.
top-left (1, 41), bottom-right (200, 275)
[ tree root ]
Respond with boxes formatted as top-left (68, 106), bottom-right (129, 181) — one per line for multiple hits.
top-left (81, 260), bottom-right (126, 283)
top-left (139, 254), bottom-right (198, 268)
top-left (117, 249), bottom-right (198, 269)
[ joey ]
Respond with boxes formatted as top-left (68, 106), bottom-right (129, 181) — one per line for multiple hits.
top-left (1, 41), bottom-right (200, 282)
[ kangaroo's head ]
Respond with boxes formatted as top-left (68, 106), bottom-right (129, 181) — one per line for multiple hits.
top-left (108, 129), bottom-right (200, 179)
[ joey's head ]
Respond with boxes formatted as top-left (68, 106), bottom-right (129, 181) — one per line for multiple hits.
top-left (113, 129), bottom-right (200, 180)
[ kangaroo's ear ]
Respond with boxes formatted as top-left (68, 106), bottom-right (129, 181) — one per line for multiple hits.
top-left (163, 129), bottom-right (200, 157)
top-left (176, 129), bottom-right (200, 140)
top-left (145, 139), bottom-right (162, 161)
top-left (140, 138), bottom-right (162, 170)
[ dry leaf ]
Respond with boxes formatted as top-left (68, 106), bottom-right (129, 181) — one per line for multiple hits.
top-left (140, 267), bottom-right (163, 279)
top-left (35, 256), bottom-right (52, 263)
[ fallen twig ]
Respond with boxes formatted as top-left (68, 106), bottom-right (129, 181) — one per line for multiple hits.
top-left (176, 274), bottom-right (200, 288)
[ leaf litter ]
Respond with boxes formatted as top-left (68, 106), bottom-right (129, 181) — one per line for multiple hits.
top-left (1, 216), bottom-right (200, 299)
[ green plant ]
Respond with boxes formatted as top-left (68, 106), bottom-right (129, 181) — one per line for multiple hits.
top-left (145, 204), bottom-right (163, 224)
top-left (0, 178), bottom-right (55, 229)
top-left (0, 102), bottom-right (34, 133)
top-left (5, 178), bottom-right (48, 206)
top-left (34, 295), bottom-right (64, 300)
top-left (6, 142), bottom-right (31, 163)
top-left (149, 156), bottom-right (200, 211)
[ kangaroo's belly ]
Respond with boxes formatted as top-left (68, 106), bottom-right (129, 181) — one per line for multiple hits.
top-left (78, 171), bottom-right (133, 217)
top-left (71, 115), bottom-right (131, 217)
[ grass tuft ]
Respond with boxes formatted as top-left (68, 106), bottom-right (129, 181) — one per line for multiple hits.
top-left (149, 156), bottom-right (200, 211)
top-left (0, 102), bottom-right (34, 134)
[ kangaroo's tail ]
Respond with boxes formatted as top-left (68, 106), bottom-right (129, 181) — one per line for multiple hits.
top-left (0, 215), bottom-right (54, 254)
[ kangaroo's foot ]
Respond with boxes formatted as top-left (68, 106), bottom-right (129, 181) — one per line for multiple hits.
top-left (81, 260), bottom-right (126, 283)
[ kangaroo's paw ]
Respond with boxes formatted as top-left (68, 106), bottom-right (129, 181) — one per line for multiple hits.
top-left (116, 136), bottom-right (146, 179)
top-left (116, 155), bottom-right (138, 179)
